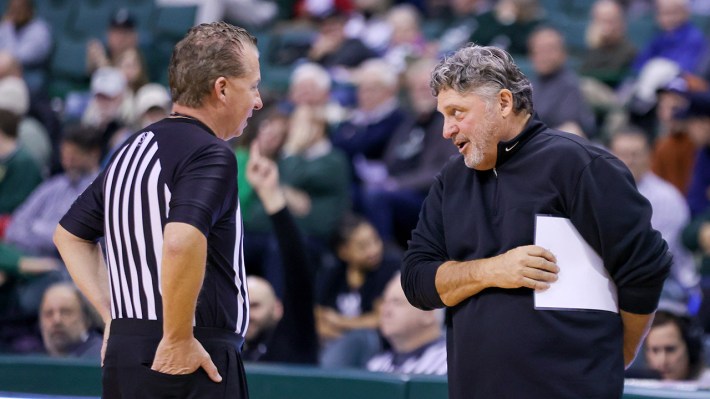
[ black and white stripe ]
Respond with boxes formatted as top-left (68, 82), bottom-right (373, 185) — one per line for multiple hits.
top-left (103, 132), bottom-right (163, 320)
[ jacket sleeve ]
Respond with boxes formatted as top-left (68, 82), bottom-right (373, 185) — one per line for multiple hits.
top-left (569, 155), bottom-right (671, 314)
top-left (270, 207), bottom-right (319, 363)
top-left (401, 173), bottom-right (447, 310)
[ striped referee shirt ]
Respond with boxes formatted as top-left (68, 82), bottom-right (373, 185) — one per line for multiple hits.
top-left (366, 337), bottom-right (447, 375)
top-left (59, 117), bottom-right (249, 336)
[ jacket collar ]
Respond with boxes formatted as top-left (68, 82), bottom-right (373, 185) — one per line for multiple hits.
top-left (495, 113), bottom-right (547, 167)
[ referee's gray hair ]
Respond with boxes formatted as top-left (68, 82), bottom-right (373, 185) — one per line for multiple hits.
top-left (430, 44), bottom-right (533, 114)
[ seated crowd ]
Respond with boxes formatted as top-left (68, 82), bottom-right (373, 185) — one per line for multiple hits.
top-left (1, 0), bottom-right (710, 385)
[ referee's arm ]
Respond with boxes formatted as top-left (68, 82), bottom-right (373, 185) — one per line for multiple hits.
top-left (150, 222), bottom-right (222, 383)
top-left (53, 225), bottom-right (112, 362)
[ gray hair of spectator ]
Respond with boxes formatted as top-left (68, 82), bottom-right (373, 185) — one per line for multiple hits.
top-left (430, 44), bottom-right (533, 114)
top-left (0, 108), bottom-right (20, 139)
top-left (169, 21), bottom-right (257, 108)
top-left (291, 62), bottom-right (331, 92)
top-left (356, 58), bottom-right (399, 90)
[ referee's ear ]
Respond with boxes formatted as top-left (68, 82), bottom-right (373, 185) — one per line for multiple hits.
top-left (213, 76), bottom-right (228, 103)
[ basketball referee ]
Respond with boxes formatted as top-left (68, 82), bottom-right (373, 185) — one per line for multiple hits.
top-left (53, 22), bottom-right (263, 398)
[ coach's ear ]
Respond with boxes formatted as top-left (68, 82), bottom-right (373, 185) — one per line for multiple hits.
top-left (498, 88), bottom-right (513, 118)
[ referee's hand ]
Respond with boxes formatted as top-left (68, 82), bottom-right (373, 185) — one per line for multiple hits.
top-left (151, 336), bottom-right (222, 383)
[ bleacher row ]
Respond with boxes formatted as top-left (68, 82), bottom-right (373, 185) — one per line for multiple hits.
top-left (28, 0), bottom-right (710, 106)
top-left (28, 0), bottom-right (198, 99)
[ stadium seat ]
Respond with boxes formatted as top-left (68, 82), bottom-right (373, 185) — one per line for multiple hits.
top-left (48, 33), bottom-right (89, 99)
top-left (34, 0), bottom-right (77, 35)
top-left (154, 5), bottom-right (198, 41)
top-left (68, 0), bottom-right (114, 38)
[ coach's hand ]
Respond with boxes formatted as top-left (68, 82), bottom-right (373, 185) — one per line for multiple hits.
top-left (151, 336), bottom-right (222, 383)
top-left (490, 245), bottom-right (559, 291)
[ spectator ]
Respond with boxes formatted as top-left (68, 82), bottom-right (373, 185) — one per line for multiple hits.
top-left (242, 143), bottom-right (318, 364)
top-left (683, 209), bottom-right (710, 330)
top-left (610, 127), bottom-right (699, 313)
top-left (247, 104), bottom-right (350, 297)
top-left (0, 0), bottom-right (51, 93)
top-left (5, 125), bottom-right (101, 258)
top-left (0, 75), bottom-right (50, 173)
top-left (132, 83), bottom-right (171, 130)
top-left (344, 0), bottom-right (393, 53)
top-left (528, 26), bottom-right (597, 138)
top-left (651, 78), bottom-right (697, 193)
top-left (39, 282), bottom-right (102, 359)
top-left (308, 11), bottom-right (376, 69)
top-left (360, 57), bottom-right (455, 247)
top-left (332, 58), bottom-right (407, 209)
top-left (679, 91), bottom-right (710, 217)
top-left (382, 5), bottom-right (429, 73)
top-left (468, 0), bottom-right (543, 56)
top-left (316, 214), bottom-right (400, 368)
top-left (366, 272), bottom-right (447, 374)
top-left (116, 44), bottom-right (148, 94)
top-left (0, 108), bottom-right (41, 220)
top-left (0, 51), bottom-right (63, 175)
top-left (287, 62), bottom-right (346, 127)
top-left (643, 310), bottom-right (707, 381)
top-left (86, 8), bottom-right (140, 75)
top-left (81, 67), bottom-right (132, 160)
top-left (239, 104), bottom-right (290, 276)
top-left (579, 0), bottom-right (637, 140)
top-left (626, 0), bottom-right (708, 117)
top-left (580, 0), bottom-right (637, 89)
top-left (437, 0), bottom-right (487, 56)
top-left (0, 125), bottom-right (100, 320)
top-left (633, 0), bottom-right (708, 74)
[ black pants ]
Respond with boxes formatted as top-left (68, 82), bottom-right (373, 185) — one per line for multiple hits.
top-left (102, 319), bottom-right (249, 399)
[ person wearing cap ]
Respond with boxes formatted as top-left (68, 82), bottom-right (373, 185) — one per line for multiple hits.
top-left (81, 66), bottom-right (131, 160)
top-left (86, 8), bottom-right (139, 75)
top-left (0, 0), bottom-right (51, 92)
top-left (133, 83), bottom-right (171, 130)
top-left (54, 22), bottom-right (262, 398)
top-left (651, 76), bottom-right (698, 195)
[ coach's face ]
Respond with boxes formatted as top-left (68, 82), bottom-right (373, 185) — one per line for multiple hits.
top-left (438, 88), bottom-right (504, 170)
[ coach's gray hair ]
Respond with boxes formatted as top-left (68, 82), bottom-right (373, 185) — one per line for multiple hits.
top-left (431, 44), bottom-right (533, 114)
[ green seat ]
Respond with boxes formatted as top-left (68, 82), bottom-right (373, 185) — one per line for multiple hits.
top-left (154, 5), bottom-right (197, 41)
top-left (48, 33), bottom-right (89, 98)
top-left (68, 0), bottom-right (114, 38)
top-left (34, 0), bottom-right (77, 35)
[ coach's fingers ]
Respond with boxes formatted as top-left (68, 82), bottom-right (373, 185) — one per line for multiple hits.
top-left (525, 245), bottom-right (557, 263)
top-left (201, 355), bottom-right (222, 383)
top-left (522, 276), bottom-right (551, 291)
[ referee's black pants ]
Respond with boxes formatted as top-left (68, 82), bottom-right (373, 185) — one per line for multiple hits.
top-left (102, 319), bottom-right (249, 399)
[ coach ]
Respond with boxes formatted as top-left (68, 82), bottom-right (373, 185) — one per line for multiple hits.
top-left (54, 22), bottom-right (262, 398)
top-left (401, 44), bottom-right (671, 399)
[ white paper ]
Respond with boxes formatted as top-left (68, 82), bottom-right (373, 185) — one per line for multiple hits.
top-left (534, 215), bottom-right (618, 313)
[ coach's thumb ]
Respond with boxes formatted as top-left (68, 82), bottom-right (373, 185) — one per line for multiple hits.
top-left (202, 357), bottom-right (222, 383)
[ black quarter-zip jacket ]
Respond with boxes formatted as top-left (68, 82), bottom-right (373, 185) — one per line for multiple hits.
top-left (402, 115), bottom-right (671, 399)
